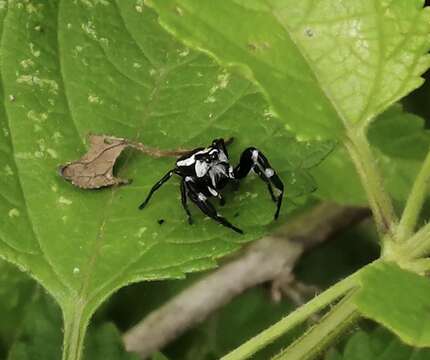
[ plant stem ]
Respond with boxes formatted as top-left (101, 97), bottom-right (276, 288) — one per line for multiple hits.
top-left (402, 221), bottom-right (430, 259)
top-left (62, 300), bottom-right (88, 360)
top-left (221, 270), bottom-right (362, 360)
top-left (398, 149), bottom-right (430, 241)
top-left (272, 292), bottom-right (359, 360)
top-left (345, 128), bottom-right (397, 239)
top-left (403, 258), bottom-right (430, 274)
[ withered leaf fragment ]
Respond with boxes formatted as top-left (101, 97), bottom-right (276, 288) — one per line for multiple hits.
top-left (59, 135), bottom-right (131, 189)
top-left (59, 134), bottom-right (195, 190)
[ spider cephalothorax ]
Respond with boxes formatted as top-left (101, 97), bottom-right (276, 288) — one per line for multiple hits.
top-left (139, 138), bottom-right (284, 234)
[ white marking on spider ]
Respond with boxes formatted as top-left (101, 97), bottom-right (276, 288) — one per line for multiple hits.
top-left (209, 164), bottom-right (227, 187)
top-left (177, 157), bottom-right (194, 167)
top-left (251, 150), bottom-right (259, 162)
top-left (177, 148), bottom-right (210, 167)
top-left (228, 165), bottom-right (234, 178)
top-left (198, 193), bottom-right (207, 201)
top-left (218, 150), bottom-right (228, 162)
top-left (185, 176), bottom-right (194, 182)
top-left (209, 168), bottom-right (217, 187)
top-left (274, 188), bottom-right (283, 196)
top-left (195, 160), bottom-right (210, 177)
top-left (208, 187), bottom-right (218, 196)
top-left (265, 168), bottom-right (275, 178)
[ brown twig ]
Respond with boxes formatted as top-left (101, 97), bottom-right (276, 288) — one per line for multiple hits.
top-left (129, 136), bottom-right (234, 158)
top-left (128, 140), bottom-right (191, 158)
top-left (122, 203), bottom-right (370, 358)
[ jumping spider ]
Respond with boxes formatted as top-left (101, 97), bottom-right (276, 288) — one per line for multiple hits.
top-left (139, 138), bottom-right (284, 234)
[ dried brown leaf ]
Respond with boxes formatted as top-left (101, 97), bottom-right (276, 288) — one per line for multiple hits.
top-left (59, 134), bottom-right (194, 189)
top-left (59, 134), bottom-right (131, 189)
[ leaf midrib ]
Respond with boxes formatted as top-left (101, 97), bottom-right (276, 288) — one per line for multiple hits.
top-left (66, 1), bottom-right (212, 307)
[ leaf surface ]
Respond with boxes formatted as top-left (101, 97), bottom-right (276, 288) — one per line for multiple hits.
top-left (355, 262), bottom-right (430, 347)
top-left (7, 291), bottom-right (138, 360)
top-left (148, 0), bottom-right (430, 139)
top-left (0, 0), bottom-right (329, 344)
top-left (312, 105), bottom-right (430, 205)
top-left (368, 105), bottom-right (430, 160)
top-left (151, 354), bottom-right (170, 360)
top-left (0, 260), bottom-right (35, 352)
top-left (325, 327), bottom-right (430, 360)
top-left (7, 292), bottom-right (63, 360)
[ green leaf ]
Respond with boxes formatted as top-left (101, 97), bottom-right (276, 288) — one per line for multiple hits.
top-left (0, 260), bottom-right (35, 353)
top-left (310, 146), bottom-right (366, 205)
top-left (296, 221), bottom-right (379, 288)
top-left (7, 291), bottom-right (138, 360)
top-left (312, 105), bottom-right (430, 205)
top-left (7, 291), bottom-right (63, 360)
top-left (83, 323), bottom-right (140, 360)
top-left (0, 0), bottom-right (332, 357)
top-left (355, 261), bottom-right (430, 348)
top-left (368, 105), bottom-right (430, 160)
top-left (325, 327), bottom-right (430, 360)
top-left (151, 353), bottom-right (170, 360)
top-left (370, 105), bottom-right (430, 204)
top-left (147, 0), bottom-right (430, 139)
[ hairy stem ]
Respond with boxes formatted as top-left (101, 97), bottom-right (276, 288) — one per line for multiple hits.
top-left (272, 292), bottom-right (359, 360)
top-left (402, 258), bottom-right (430, 274)
top-left (221, 269), bottom-right (363, 360)
top-left (345, 128), bottom-right (397, 239)
top-left (62, 300), bottom-right (88, 360)
top-left (402, 222), bottom-right (430, 259)
top-left (398, 149), bottom-right (430, 241)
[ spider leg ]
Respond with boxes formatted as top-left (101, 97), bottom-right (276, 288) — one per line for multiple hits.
top-left (234, 147), bottom-right (284, 220)
top-left (253, 167), bottom-right (277, 202)
top-left (224, 137), bottom-right (234, 147)
top-left (138, 170), bottom-right (175, 210)
top-left (187, 183), bottom-right (243, 234)
top-left (212, 138), bottom-right (231, 158)
top-left (180, 179), bottom-right (193, 224)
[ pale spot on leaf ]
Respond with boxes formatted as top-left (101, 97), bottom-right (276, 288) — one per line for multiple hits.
top-left (81, 21), bottom-right (97, 40)
top-left (58, 196), bottom-right (73, 205)
top-left (4, 165), bottom-right (13, 176)
top-left (29, 43), bottom-right (40, 57)
top-left (178, 48), bottom-right (189, 57)
top-left (136, 227), bottom-right (147, 238)
top-left (88, 93), bottom-right (103, 104)
top-left (17, 75), bottom-right (59, 95)
top-left (8, 208), bottom-right (20, 218)
top-left (20, 59), bottom-right (35, 69)
top-left (46, 148), bottom-right (58, 159)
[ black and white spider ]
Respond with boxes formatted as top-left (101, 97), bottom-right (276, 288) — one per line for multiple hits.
top-left (138, 138), bottom-right (284, 234)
